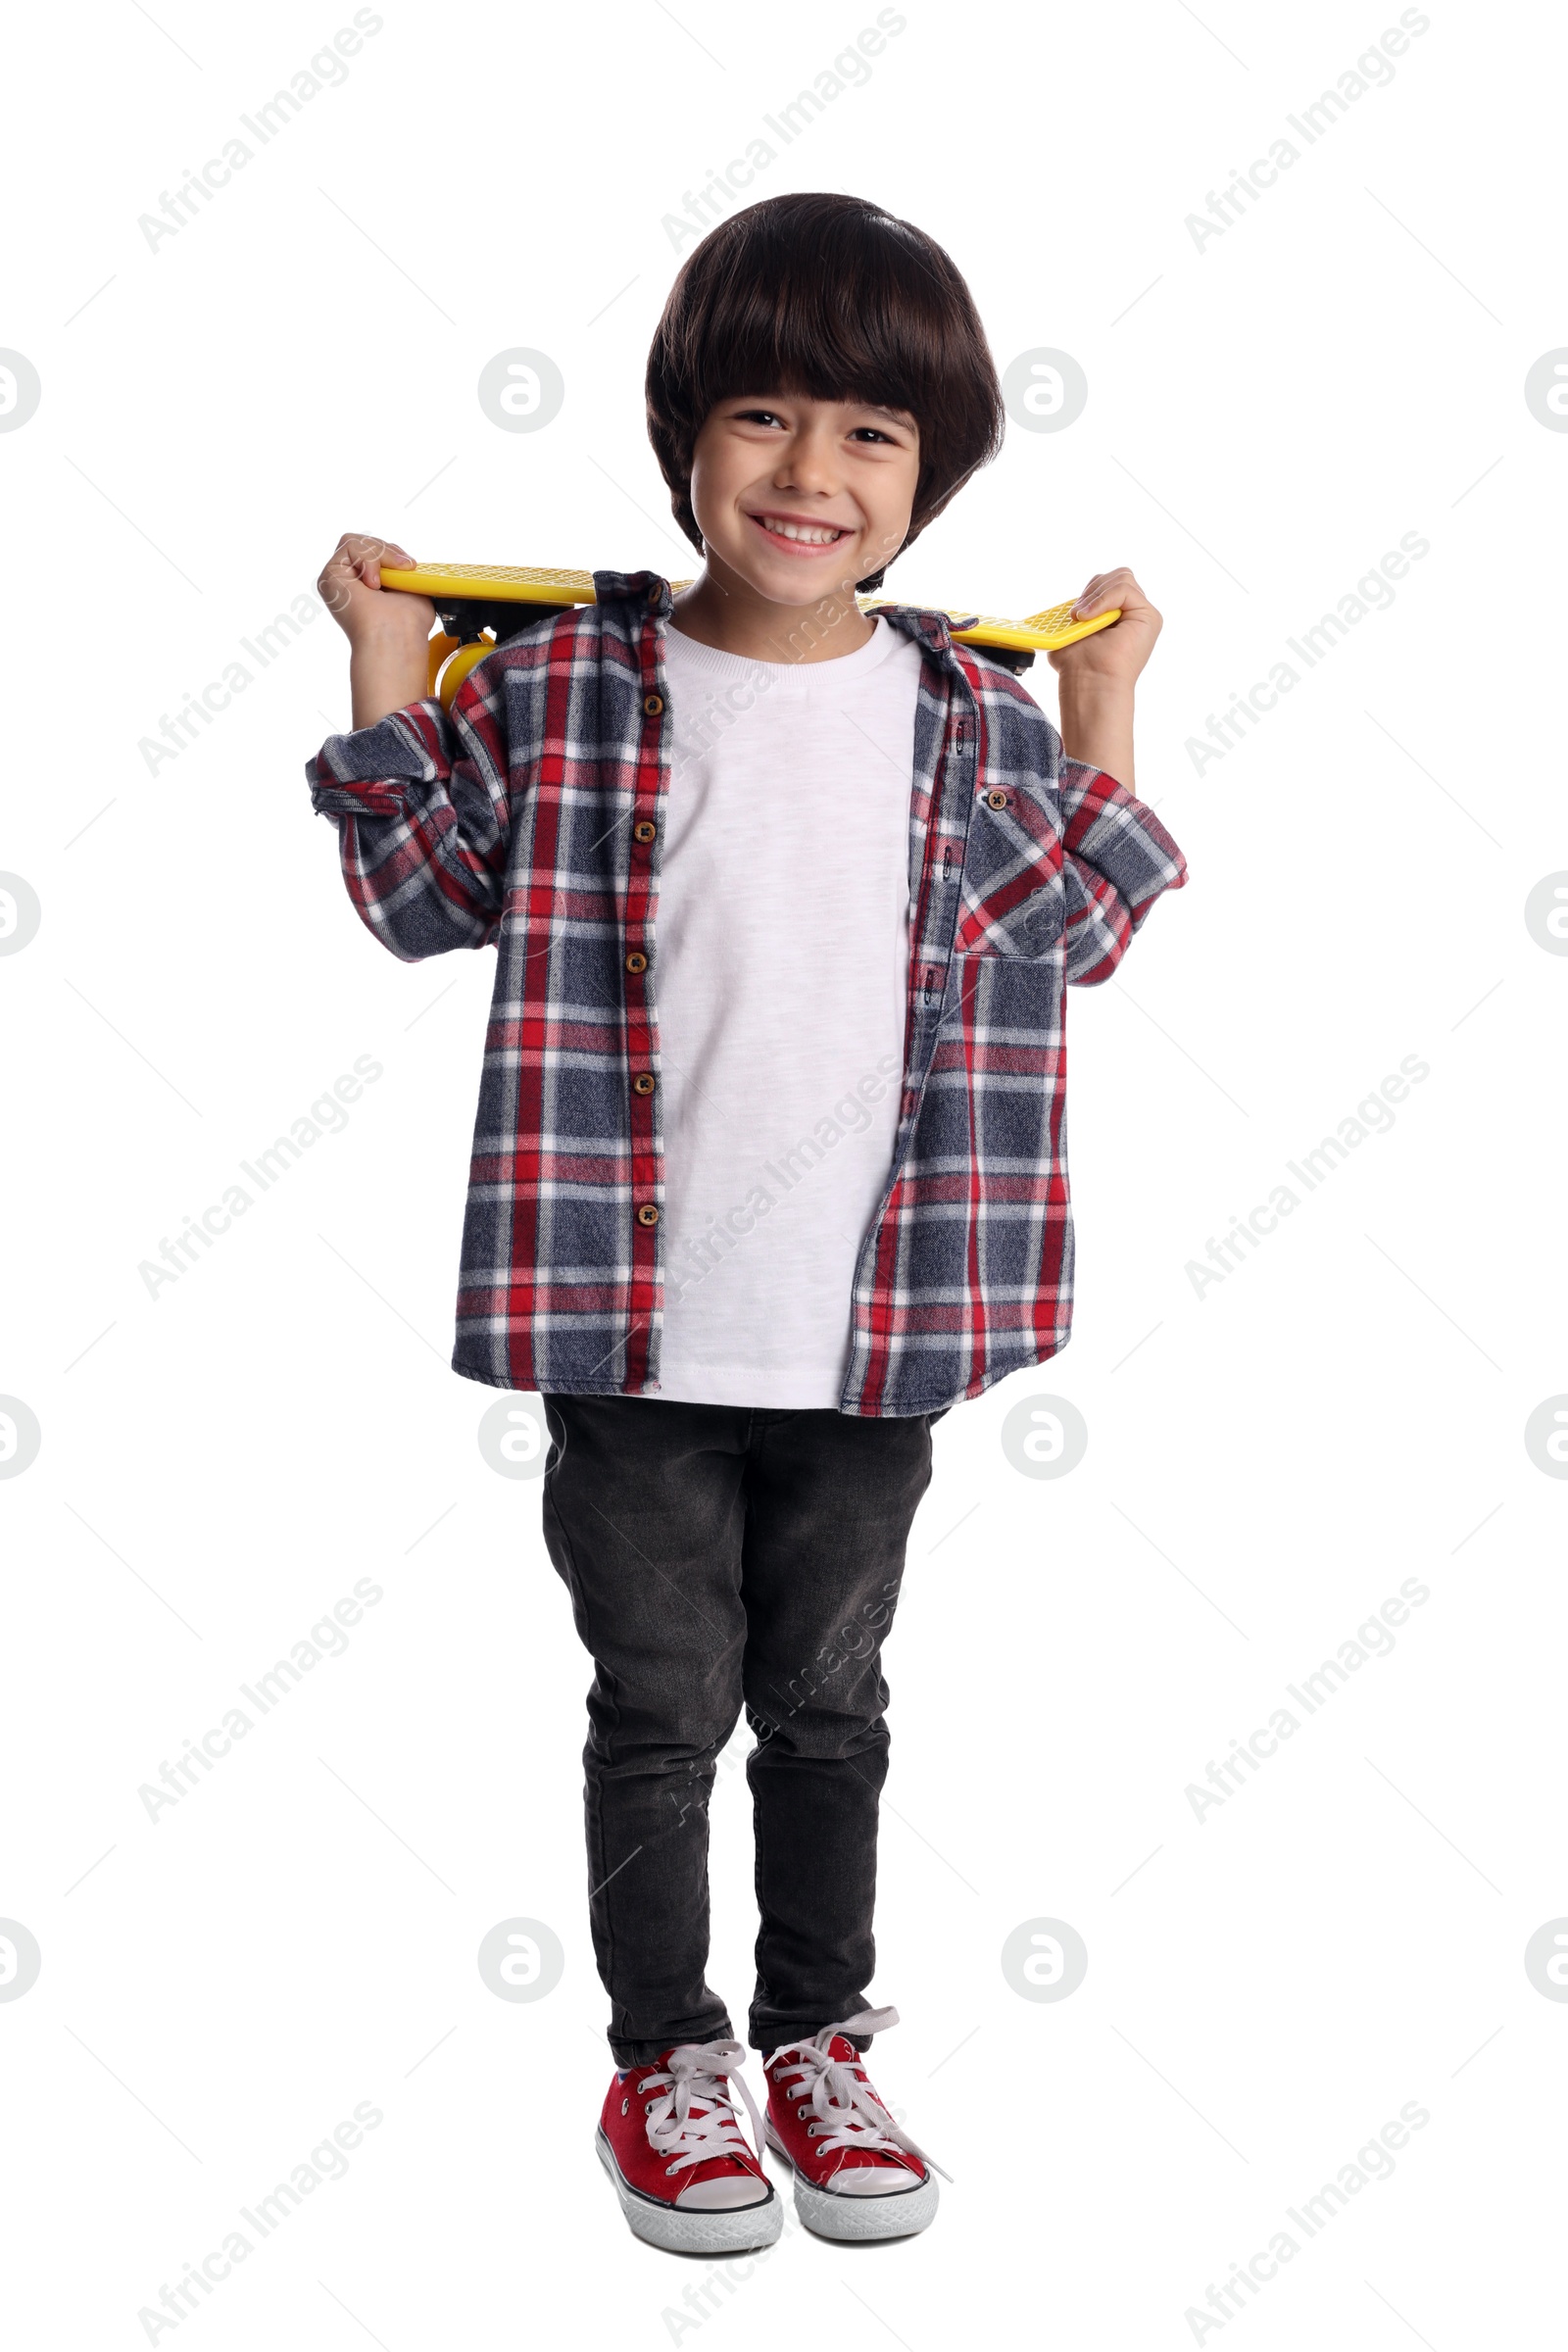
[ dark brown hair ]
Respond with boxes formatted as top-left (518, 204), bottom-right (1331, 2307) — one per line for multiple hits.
top-left (646, 193), bottom-right (1005, 593)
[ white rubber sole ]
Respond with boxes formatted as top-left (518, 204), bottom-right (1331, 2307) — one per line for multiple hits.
top-left (762, 2118), bottom-right (940, 2241)
top-left (596, 2130), bottom-right (783, 2255)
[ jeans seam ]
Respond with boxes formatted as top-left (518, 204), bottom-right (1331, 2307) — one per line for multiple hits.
top-left (542, 1453), bottom-right (626, 2044)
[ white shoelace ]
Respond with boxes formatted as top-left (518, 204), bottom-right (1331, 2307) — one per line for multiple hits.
top-left (634, 2038), bottom-right (767, 2178)
top-left (767, 2005), bottom-right (952, 2182)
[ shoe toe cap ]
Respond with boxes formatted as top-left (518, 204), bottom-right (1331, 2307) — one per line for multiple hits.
top-left (825, 2164), bottom-right (923, 2197)
top-left (676, 2174), bottom-right (771, 2212)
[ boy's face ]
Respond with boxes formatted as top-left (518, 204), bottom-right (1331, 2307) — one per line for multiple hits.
top-left (686, 392), bottom-right (920, 609)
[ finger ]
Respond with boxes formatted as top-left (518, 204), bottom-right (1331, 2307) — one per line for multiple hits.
top-left (318, 551), bottom-right (360, 612)
top-left (338, 531), bottom-right (405, 568)
top-left (1076, 573), bottom-right (1143, 617)
top-left (322, 545), bottom-right (371, 596)
top-left (362, 540), bottom-right (416, 590)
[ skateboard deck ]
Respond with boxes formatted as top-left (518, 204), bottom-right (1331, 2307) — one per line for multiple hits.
top-left (376, 563), bottom-right (1121, 708)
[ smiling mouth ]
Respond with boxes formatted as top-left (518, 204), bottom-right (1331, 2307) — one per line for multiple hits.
top-left (748, 513), bottom-right (853, 551)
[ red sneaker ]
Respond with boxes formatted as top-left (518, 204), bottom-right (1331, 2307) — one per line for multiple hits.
top-left (762, 2005), bottom-right (946, 2241)
top-left (596, 2037), bottom-right (782, 2254)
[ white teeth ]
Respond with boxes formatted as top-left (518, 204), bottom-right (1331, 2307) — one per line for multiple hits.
top-left (757, 515), bottom-right (845, 544)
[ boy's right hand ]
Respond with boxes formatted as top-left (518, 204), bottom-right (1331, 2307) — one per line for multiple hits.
top-left (318, 532), bottom-right (434, 649)
top-left (318, 533), bottom-right (436, 730)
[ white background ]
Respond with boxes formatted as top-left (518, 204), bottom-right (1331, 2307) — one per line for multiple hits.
top-left (3, 2), bottom-right (1565, 2344)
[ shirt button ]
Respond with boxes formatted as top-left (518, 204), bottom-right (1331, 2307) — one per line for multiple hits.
top-left (625, 951), bottom-right (648, 974)
top-left (633, 1073), bottom-right (655, 1096)
top-left (643, 693), bottom-right (664, 716)
top-left (633, 820), bottom-right (657, 843)
top-left (986, 789), bottom-right (1009, 809)
top-left (636, 1203), bottom-right (660, 1226)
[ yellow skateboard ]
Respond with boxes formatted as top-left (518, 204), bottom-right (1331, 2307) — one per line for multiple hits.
top-left (376, 563), bottom-right (1120, 710)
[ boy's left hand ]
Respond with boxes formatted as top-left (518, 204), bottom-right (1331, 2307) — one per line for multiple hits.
top-left (1047, 565), bottom-right (1161, 690)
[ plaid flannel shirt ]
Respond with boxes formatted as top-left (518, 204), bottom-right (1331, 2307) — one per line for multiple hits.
top-left (307, 568), bottom-right (1187, 1415)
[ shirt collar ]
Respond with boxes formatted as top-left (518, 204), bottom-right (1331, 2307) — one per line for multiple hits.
top-left (593, 566), bottom-right (672, 617)
top-left (595, 568), bottom-right (965, 659)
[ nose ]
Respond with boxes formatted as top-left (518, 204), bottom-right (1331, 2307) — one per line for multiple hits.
top-left (774, 421), bottom-right (842, 499)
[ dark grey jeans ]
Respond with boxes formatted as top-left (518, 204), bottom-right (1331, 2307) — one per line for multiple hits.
top-left (540, 1395), bottom-right (938, 2064)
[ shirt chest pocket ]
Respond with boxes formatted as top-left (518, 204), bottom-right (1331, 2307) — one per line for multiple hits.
top-left (951, 779), bottom-right (1066, 959)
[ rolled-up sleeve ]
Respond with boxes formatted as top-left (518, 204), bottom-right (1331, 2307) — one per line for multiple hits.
top-left (1057, 758), bottom-right (1188, 985)
top-left (307, 684), bottom-right (512, 961)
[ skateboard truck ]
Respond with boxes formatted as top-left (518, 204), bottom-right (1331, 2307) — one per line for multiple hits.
top-left (376, 563), bottom-right (1122, 710)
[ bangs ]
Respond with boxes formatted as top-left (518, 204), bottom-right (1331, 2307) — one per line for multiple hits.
top-left (667, 216), bottom-right (951, 431)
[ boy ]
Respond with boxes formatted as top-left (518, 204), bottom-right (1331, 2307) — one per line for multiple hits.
top-left (308, 191), bottom-right (1186, 2255)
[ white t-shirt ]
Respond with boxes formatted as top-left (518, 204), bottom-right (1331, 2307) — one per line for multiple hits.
top-left (651, 615), bottom-right (924, 1408)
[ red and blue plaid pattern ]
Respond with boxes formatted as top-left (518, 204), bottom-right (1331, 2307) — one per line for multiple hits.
top-left (307, 569), bottom-right (1187, 1414)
